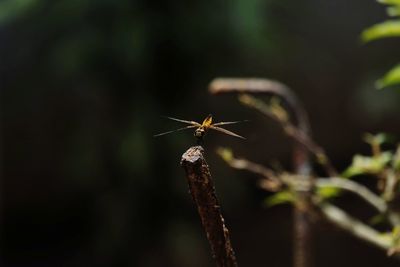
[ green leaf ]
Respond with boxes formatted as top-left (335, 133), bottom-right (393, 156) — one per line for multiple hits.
top-left (361, 20), bottom-right (400, 42)
top-left (216, 147), bottom-right (234, 162)
top-left (377, 0), bottom-right (400, 5)
top-left (363, 132), bottom-right (393, 146)
top-left (387, 6), bottom-right (400, 17)
top-left (316, 186), bottom-right (341, 199)
top-left (342, 152), bottom-right (393, 178)
top-left (376, 64), bottom-right (400, 89)
top-left (392, 145), bottom-right (400, 170)
top-left (369, 214), bottom-right (387, 225)
top-left (264, 191), bottom-right (294, 207)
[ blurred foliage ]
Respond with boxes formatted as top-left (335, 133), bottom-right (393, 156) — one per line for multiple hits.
top-left (0, 0), bottom-right (40, 24)
top-left (342, 151), bottom-right (393, 177)
top-left (393, 146), bottom-right (400, 170)
top-left (217, 147), bottom-right (234, 162)
top-left (362, 0), bottom-right (400, 89)
top-left (362, 20), bottom-right (400, 42)
top-left (264, 190), bottom-right (294, 207)
top-left (363, 132), bottom-right (393, 147)
top-left (343, 133), bottom-right (395, 177)
top-left (376, 64), bottom-right (400, 89)
top-left (389, 225), bottom-right (400, 255)
top-left (316, 186), bottom-right (342, 199)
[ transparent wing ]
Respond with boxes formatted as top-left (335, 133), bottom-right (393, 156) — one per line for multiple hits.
top-left (164, 116), bottom-right (201, 126)
top-left (209, 125), bottom-right (246, 139)
top-left (212, 120), bottom-right (248, 126)
top-left (154, 125), bottom-right (197, 137)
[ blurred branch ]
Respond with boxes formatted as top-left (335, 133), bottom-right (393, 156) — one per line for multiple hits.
top-left (218, 149), bottom-right (390, 216)
top-left (209, 77), bottom-right (313, 169)
top-left (181, 146), bottom-right (238, 267)
top-left (238, 94), bottom-right (337, 177)
top-left (209, 77), bottom-right (400, 261)
top-left (209, 78), bottom-right (307, 131)
top-left (317, 176), bottom-right (400, 228)
top-left (210, 77), bottom-right (314, 267)
top-left (316, 178), bottom-right (387, 214)
top-left (217, 147), bottom-right (282, 191)
top-left (209, 78), bottom-right (336, 176)
top-left (383, 169), bottom-right (398, 202)
top-left (319, 203), bottom-right (392, 250)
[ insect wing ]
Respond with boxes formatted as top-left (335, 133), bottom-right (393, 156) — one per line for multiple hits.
top-left (154, 125), bottom-right (197, 137)
top-left (164, 116), bottom-right (201, 126)
top-left (209, 125), bottom-right (245, 139)
top-left (212, 120), bottom-right (248, 126)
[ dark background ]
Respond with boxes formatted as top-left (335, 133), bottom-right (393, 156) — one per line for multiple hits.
top-left (3, 0), bottom-right (400, 266)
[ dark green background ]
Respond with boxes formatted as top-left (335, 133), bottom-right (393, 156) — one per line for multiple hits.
top-left (3, 0), bottom-right (400, 266)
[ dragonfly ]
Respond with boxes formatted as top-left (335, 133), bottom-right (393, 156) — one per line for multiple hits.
top-left (154, 114), bottom-right (246, 141)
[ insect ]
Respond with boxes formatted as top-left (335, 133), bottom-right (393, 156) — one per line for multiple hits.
top-left (154, 114), bottom-right (246, 141)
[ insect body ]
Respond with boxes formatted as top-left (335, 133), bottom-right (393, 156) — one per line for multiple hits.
top-left (154, 114), bottom-right (245, 141)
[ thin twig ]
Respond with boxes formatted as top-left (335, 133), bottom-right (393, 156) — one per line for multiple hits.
top-left (181, 146), bottom-right (238, 267)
